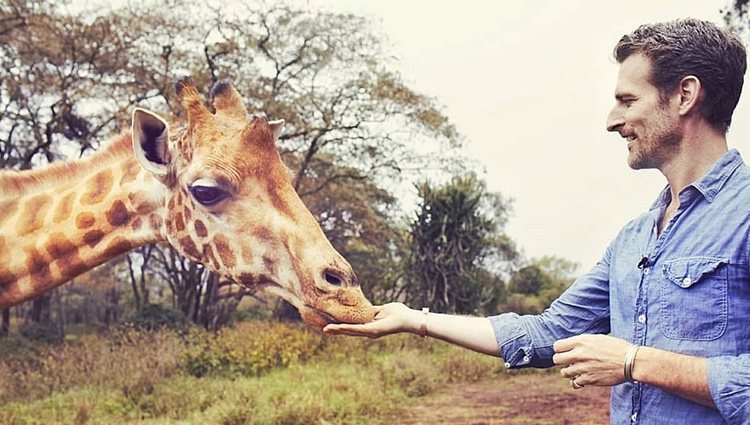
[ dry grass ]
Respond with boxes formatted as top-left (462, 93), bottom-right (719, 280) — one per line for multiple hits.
top-left (0, 321), bottom-right (517, 424)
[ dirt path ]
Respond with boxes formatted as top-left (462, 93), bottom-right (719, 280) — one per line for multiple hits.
top-left (390, 372), bottom-right (610, 425)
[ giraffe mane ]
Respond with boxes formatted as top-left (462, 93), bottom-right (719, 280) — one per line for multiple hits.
top-left (0, 132), bottom-right (133, 199)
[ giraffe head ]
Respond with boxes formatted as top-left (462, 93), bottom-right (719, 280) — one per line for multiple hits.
top-left (130, 77), bottom-right (375, 329)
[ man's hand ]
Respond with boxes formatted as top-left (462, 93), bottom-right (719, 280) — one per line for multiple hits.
top-left (553, 334), bottom-right (631, 387)
top-left (323, 302), bottom-right (419, 338)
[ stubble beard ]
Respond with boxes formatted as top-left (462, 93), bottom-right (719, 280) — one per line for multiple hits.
top-left (627, 111), bottom-right (683, 171)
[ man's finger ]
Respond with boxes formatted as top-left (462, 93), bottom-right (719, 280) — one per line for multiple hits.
top-left (553, 352), bottom-right (573, 366)
top-left (553, 335), bottom-right (581, 353)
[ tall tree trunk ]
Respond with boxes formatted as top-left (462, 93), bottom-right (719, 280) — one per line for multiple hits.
top-left (0, 308), bottom-right (9, 337)
top-left (30, 293), bottom-right (52, 323)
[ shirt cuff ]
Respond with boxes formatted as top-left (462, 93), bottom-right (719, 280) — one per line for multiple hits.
top-left (707, 355), bottom-right (750, 424)
top-left (489, 312), bottom-right (535, 369)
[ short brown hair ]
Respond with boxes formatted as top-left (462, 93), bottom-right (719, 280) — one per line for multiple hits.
top-left (614, 19), bottom-right (747, 133)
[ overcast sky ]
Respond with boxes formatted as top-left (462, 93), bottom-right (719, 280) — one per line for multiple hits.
top-left (308, 0), bottom-right (750, 272)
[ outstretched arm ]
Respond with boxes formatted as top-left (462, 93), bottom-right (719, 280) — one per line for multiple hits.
top-left (324, 303), bottom-right (500, 357)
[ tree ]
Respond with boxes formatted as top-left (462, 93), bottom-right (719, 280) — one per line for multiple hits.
top-left (502, 256), bottom-right (578, 314)
top-left (0, 0), bottom-right (463, 329)
top-left (406, 174), bottom-right (518, 314)
top-left (723, 0), bottom-right (750, 35)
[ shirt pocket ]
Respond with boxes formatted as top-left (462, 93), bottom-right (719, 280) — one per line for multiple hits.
top-left (659, 256), bottom-right (728, 341)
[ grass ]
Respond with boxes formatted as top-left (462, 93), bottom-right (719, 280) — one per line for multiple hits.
top-left (0, 321), bottom-right (515, 424)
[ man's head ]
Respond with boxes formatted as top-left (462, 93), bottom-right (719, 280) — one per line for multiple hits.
top-left (607, 19), bottom-right (746, 170)
top-left (613, 19), bottom-right (746, 134)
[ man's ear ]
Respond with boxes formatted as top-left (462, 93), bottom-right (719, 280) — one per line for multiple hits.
top-left (132, 107), bottom-right (171, 178)
top-left (268, 119), bottom-right (285, 142)
top-left (677, 76), bottom-right (701, 116)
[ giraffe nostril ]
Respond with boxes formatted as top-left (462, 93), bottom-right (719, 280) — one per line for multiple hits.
top-left (324, 270), bottom-right (343, 287)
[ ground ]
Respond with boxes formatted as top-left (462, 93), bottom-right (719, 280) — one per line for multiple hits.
top-left (388, 371), bottom-right (610, 425)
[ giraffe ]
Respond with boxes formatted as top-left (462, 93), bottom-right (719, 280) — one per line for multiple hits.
top-left (0, 77), bottom-right (375, 330)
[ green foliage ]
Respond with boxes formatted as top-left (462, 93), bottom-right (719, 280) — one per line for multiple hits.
top-left (17, 321), bottom-right (64, 344)
top-left (502, 256), bottom-right (579, 314)
top-left (183, 321), bottom-right (324, 378)
top-left (125, 304), bottom-right (189, 332)
top-left (406, 173), bottom-right (518, 314)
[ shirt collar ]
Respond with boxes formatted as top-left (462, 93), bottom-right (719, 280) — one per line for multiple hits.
top-left (649, 149), bottom-right (743, 210)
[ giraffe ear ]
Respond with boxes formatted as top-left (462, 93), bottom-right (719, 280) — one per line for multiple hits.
top-left (132, 107), bottom-right (171, 177)
top-left (268, 119), bottom-right (284, 142)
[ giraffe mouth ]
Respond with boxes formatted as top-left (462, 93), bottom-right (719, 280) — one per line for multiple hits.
top-left (306, 308), bottom-right (340, 325)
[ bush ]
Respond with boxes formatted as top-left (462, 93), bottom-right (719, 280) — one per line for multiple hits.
top-left (183, 321), bottom-right (325, 378)
top-left (18, 322), bottom-right (64, 344)
top-left (125, 304), bottom-right (189, 332)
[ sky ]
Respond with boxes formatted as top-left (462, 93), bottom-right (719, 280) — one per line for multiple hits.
top-left (307, 0), bottom-right (750, 272)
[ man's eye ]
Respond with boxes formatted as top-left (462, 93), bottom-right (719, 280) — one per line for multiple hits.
top-left (190, 185), bottom-right (227, 206)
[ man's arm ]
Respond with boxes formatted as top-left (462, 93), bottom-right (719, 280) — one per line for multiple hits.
top-left (553, 334), bottom-right (712, 407)
top-left (324, 303), bottom-right (500, 356)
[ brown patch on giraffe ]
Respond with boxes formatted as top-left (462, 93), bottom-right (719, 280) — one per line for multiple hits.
top-left (19, 194), bottom-right (52, 236)
top-left (202, 244), bottom-right (220, 269)
top-left (213, 235), bottom-right (236, 269)
top-left (76, 212), bottom-right (96, 229)
top-left (241, 245), bottom-right (253, 264)
top-left (120, 160), bottom-right (141, 185)
top-left (0, 199), bottom-right (19, 220)
top-left (103, 237), bottom-right (132, 259)
top-left (83, 230), bottom-right (105, 248)
top-left (168, 196), bottom-right (176, 210)
top-left (131, 217), bottom-right (143, 231)
top-left (45, 233), bottom-right (78, 260)
top-left (194, 219), bottom-right (208, 238)
top-left (149, 214), bottom-right (163, 232)
top-left (26, 247), bottom-right (52, 287)
top-left (45, 233), bottom-right (89, 279)
top-left (174, 212), bottom-right (185, 232)
top-left (183, 206), bottom-right (191, 221)
top-left (262, 255), bottom-right (278, 276)
top-left (107, 200), bottom-right (131, 227)
top-left (179, 236), bottom-right (201, 259)
top-left (254, 227), bottom-right (276, 244)
top-left (53, 192), bottom-right (76, 223)
top-left (128, 192), bottom-right (153, 215)
top-left (267, 184), bottom-right (295, 218)
top-left (238, 273), bottom-right (257, 286)
top-left (81, 170), bottom-right (114, 205)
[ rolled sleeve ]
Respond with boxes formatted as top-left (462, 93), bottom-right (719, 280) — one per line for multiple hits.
top-left (489, 245), bottom-right (613, 369)
top-left (707, 355), bottom-right (750, 424)
top-left (489, 313), bottom-right (535, 368)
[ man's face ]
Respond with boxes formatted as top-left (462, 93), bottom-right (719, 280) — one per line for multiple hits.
top-left (606, 53), bottom-right (683, 170)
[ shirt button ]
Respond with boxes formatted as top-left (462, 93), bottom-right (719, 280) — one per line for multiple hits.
top-left (682, 277), bottom-right (692, 286)
top-left (504, 362), bottom-right (511, 369)
top-left (631, 412), bottom-right (638, 422)
top-left (637, 314), bottom-right (646, 324)
top-left (523, 355), bottom-right (530, 363)
top-left (643, 267), bottom-right (650, 275)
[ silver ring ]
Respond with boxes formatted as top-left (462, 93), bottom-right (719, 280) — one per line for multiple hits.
top-left (571, 378), bottom-right (584, 389)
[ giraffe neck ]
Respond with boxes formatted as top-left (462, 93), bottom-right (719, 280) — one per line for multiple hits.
top-left (0, 133), bottom-right (167, 308)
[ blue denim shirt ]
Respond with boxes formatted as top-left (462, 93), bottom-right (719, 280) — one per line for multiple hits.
top-left (490, 149), bottom-right (750, 425)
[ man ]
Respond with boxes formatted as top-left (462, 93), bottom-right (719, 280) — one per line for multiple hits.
top-left (325, 19), bottom-right (750, 424)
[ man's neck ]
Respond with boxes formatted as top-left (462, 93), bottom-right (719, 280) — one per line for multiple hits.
top-left (661, 122), bottom-right (728, 203)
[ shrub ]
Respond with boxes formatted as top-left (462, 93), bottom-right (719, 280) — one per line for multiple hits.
top-left (125, 304), bottom-right (190, 332)
top-left (18, 322), bottom-right (64, 344)
top-left (183, 321), bottom-right (325, 378)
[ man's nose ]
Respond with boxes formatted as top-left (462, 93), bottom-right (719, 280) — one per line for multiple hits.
top-left (606, 107), bottom-right (624, 132)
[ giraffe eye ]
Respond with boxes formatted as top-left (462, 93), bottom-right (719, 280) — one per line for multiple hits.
top-left (190, 185), bottom-right (227, 206)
